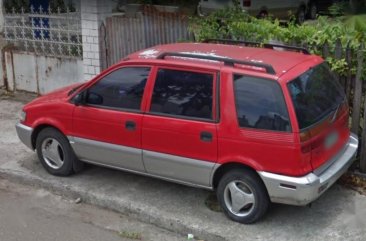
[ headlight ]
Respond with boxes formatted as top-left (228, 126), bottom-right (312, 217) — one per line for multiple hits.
top-left (19, 110), bottom-right (26, 122)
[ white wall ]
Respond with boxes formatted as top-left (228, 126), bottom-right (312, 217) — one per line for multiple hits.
top-left (4, 51), bottom-right (84, 94)
top-left (0, 0), bottom-right (4, 88)
top-left (0, 0), bottom-right (3, 33)
top-left (81, 0), bottom-right (115, 80)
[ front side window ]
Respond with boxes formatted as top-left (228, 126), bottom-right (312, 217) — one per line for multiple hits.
top-left (234, 75), bottom-right (290, 132)
top-left (150, 69), bottom-right (214, 120)
top-left (86, 67), bottom-right (150, 110)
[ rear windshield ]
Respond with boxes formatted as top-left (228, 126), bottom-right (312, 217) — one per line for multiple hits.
top-left (287, 63), bottom-right (345, 130)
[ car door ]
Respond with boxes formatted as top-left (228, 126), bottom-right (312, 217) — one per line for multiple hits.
top-left (142, 66), bottom-right (218, 187)
top-left (70, 66), bottom-right (151, 172)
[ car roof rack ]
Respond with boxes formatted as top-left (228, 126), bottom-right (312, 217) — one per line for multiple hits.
top-left (156, 52), bottom-right (276, 75)
top-left (203, 38), bottom-right (310, 55)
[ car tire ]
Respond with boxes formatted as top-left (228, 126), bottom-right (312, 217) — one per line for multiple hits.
top-left (216, 169), bottom-right (269, 224)
top-left (296, 7), bottom-right (306, 24)
top-left (36, 127), bottom-right (78, 176)
top-left (308, 3), bottom-right (317, 20)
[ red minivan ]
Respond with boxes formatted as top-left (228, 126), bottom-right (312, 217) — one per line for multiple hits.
top-left (16, 40), bottom-right (358, 223)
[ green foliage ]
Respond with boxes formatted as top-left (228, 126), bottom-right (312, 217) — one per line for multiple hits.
top-left (189, 7), bottom-right (366, 77)
top-left (343, 14), bottom-right (366, 39)
top-left (328, 2), bottom-right (347, 16)
top-left (326, 57), bottom-right (349, 76)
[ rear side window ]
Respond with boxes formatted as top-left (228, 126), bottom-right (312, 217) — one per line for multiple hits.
top-left (86, 67), bottom-right (150, 110)
top-left (287, 63), bottom-right (345, 130)
top-left (150, 69), bottom-right (213, 120)
top-left (233, 75), bottom-right (291, 132)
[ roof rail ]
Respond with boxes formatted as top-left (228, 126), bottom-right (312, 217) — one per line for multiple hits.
top-left (203, 38), bottom-right (261, 47)
top-left (203, 38), bottom-right (310, 55)
top-left (156, 52), bottom-right (276, 75)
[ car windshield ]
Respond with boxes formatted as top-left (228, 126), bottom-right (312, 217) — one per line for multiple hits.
top-left (287, 63), bottom-right (345, 130)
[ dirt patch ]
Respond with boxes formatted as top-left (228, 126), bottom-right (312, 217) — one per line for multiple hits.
top-left (339, 172), bottom-right (366, 195)
top-left (204, 193), bottom-right (222, 212)
top-left (0, 87), bottom-right (37, 103)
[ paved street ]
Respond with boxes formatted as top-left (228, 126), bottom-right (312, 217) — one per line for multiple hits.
top-left (0, 178), bottom-right (186, 241)
top-left (1, 94), bottom-right (366, 241)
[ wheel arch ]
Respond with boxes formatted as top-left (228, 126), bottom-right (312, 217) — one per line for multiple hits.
top-left (31, 123), bottom-right (66, 149)
top-left (212, 162), bottom-right (266, 190)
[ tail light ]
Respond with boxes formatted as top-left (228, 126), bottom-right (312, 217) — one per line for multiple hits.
top-left (300, 130), bottom-right (324, 153)
top-left (243, 0), bottom-right (251, 7)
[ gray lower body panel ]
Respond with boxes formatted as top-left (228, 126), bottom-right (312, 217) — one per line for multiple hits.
top-left (68, 136), bottom-right (216, 189)
top-left (259, 133), bottom-right (359, 206)
top-left (143, 150), bottom-right (216, 187)
top-left (69, 136), bottom-right (145, 172)
top-left (15, 123), bottom-right (34, 150)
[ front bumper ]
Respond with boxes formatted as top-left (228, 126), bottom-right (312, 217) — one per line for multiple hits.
top-left (259, 133), bottom-right (359, 206)
top-left (15, 123), bottom-right (34, 150)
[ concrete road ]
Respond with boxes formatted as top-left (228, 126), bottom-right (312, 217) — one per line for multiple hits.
top-left (1, 93), bottom-right (366, 241)
top-left (0, 178), bottom-right (185, 241)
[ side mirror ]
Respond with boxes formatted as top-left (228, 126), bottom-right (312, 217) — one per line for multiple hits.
top-left (73, 92), bottom-right (85, 106)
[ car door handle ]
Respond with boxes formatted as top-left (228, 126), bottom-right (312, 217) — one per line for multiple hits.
top-left (200, 131), bottom-right (213, 142)
top-left (125, 121), bottom-right (136, 131)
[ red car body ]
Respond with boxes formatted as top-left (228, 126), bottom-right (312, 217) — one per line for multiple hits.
top-left (16, 42), bottom-right (358, 223)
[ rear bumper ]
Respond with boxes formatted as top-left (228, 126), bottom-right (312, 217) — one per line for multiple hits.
top-left (15, 123), bottom-right (34, 150)
top-left (259, 133), bottom-right (358, 206)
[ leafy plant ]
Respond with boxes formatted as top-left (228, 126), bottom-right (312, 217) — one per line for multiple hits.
top-left (189, 7), bottom-right (366, 77)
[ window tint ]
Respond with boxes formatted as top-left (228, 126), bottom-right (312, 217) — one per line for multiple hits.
top-left (234, 75), bottom-right (290, 132)
top-left (86, 67), bottom-right (150, 110)
top-left (150, 69), bottom-right (213, 120)
top-left (288, 63), bottom-right (345, 130)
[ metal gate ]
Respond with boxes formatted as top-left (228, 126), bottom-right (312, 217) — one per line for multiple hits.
top-left (100, 6), bottom-right (192, 69)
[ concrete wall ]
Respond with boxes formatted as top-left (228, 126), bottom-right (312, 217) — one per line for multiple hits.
top-left (81, 0), bottom-right (115, 80)
top-left (0, 0), bottom-right (4, 88)
top-left (4, 51), bottom-right (84, 94)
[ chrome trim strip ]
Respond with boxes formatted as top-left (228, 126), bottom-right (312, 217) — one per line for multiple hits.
top-left (143, 150), bottom-right (216, 187)
top-left (259, 133), bottom-right (358, 206)
top-left (69, 136), bottom-right (145, 172)
top-left (15, 123), bottom-right (34, 150)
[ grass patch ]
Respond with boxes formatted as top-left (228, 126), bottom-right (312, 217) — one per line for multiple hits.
top-left (118, 230), bottom-right (142, 240)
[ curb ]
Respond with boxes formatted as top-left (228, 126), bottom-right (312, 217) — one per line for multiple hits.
top-left (0, 168), bottom-right (226, 241)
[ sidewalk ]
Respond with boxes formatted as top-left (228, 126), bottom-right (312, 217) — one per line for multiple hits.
top-left (1, 97), bottom-right (366, 241)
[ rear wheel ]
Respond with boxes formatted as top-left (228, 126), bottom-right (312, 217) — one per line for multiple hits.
top-left (36, 127), bottom-right (80, 176)
top-left (216, 169), bottom-right (269, 224)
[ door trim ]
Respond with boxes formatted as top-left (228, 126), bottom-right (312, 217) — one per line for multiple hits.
top-left (68, 136), bottom-right (145, 172)
top-left (68, 136), bottom-right (219, 189)
top-left (143, 150), bottom-right (217, 187)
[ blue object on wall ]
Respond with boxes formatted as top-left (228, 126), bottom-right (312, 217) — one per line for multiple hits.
top-left (30, 0), bottom-right (50, 39)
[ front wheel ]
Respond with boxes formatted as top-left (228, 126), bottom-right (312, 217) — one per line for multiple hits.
top-left (36, 127), bottom-right (79, 176)
top-left (216, 169), bottom-right (269, 224)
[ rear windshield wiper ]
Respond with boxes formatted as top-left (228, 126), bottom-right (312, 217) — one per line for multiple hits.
top-left (330, 96), bottom-right (346, 123)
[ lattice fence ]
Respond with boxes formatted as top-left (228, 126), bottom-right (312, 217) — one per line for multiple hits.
top-left (4, 5), bottom-right (82, 58)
